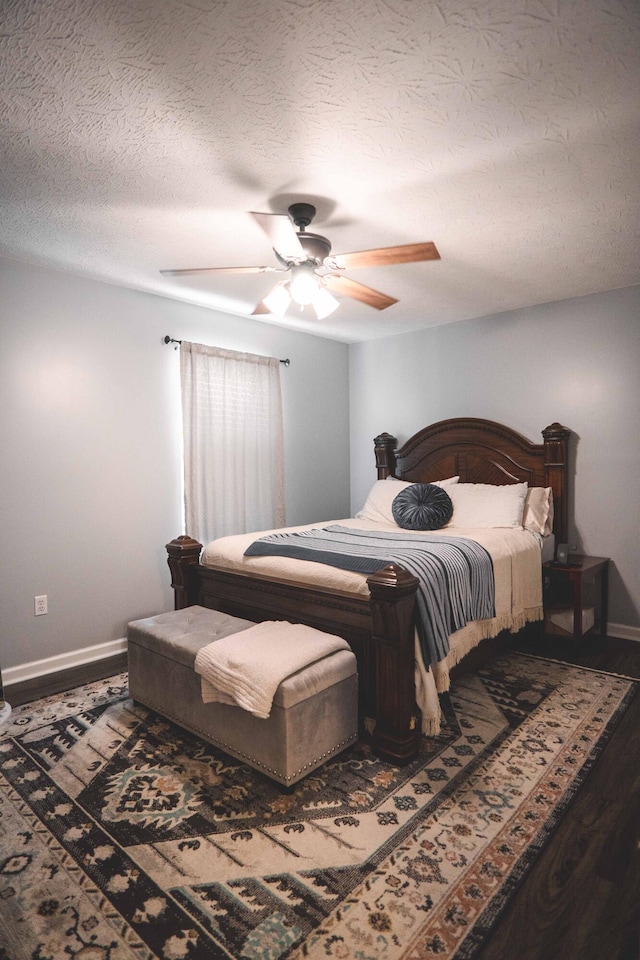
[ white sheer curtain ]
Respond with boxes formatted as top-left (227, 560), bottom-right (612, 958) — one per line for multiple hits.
top-left (180, 341), bottom-right (285, 545)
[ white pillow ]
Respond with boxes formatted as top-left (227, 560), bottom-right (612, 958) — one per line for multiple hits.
top-left (356, 476), bottom-right (459, 525)
top-left (523, 486), bottom-right (554, 536)
top-left (446, 481), bottom-right (528, 528)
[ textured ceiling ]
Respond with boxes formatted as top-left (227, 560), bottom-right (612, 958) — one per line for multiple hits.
top-left (1, 0), bottom-right (639, 343)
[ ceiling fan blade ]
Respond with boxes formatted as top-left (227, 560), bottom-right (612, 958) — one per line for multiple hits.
top-left (251, 212), bottom-right (305, 261)
top-left (323, 275), bottom-right (398, 310)
top-left (328, 241), bottom-right (440, 270)
top-left (161, 264), bottom-right (279, 277)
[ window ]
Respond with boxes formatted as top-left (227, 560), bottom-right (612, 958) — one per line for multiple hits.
top-left (180, 341), bottom-right (285, 544)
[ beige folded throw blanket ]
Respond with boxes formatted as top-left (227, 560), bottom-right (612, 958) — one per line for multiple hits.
top-left (194, 620), bottom-right (350, 719)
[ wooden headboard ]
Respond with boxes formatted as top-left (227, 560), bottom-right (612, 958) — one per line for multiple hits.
top-left (373, 418), bottom-right (571, 543)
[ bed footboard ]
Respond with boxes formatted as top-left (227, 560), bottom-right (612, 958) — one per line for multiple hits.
top-left (166, 537), bottom-right (421, 765)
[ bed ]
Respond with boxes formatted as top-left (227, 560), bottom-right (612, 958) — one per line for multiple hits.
top-left (166, 417), bottom-right (571, 766)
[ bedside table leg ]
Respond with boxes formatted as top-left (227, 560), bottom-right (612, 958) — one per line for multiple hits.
top-left (600, 569), bottom-right (609, 637)
top-left (573, 574), bottom-right (583, 639)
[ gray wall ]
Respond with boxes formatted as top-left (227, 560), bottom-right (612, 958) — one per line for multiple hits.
top-left (0, 258), bottom-right (350, 671)
top-left (3, 259), bottom-right (637, 675)
top-left (349, 285), bottom-right (640, 632)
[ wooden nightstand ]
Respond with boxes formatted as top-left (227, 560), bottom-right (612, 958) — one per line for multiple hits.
top-left (543, 555), bottom-right (609, 641)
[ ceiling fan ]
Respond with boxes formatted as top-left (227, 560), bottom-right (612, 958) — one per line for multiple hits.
top-left (160, 202), bottom-right (440, 320)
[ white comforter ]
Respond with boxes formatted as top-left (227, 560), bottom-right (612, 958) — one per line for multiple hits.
top-left (201, 519), bottom-right (544, 734)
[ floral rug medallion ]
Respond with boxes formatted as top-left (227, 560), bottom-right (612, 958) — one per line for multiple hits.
top-left (0, 653), bottom-right (635, 960)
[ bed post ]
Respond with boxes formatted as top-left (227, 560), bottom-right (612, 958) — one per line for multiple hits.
top-left (374, 433), bottom-right (398, 478)
top-left (542, 422), bottom-right (571, 544)
top-left (367, 564), bottom-right (422, 765)
top-left (166, 535), bottom-right (203, 609)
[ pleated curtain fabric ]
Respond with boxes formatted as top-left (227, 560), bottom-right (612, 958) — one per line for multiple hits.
top-left (180, 341), bottom-right (285, 545)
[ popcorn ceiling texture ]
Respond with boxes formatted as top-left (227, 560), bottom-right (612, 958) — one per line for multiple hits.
top-left (1, 0), bottom-right (639, 341)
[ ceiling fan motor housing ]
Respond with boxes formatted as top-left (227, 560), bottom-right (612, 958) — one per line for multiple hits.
top-left (298, 232), bottom-right (331, 264)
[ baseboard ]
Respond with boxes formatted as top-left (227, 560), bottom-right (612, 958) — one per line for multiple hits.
top-left (4, 638), bottom-right (128, 688)
top-left (608, 622), bottom-right (640, 643)
top-left (2, 621), bottom-right (638, 708)
top-left (3, 638), bottom-right (129, 707)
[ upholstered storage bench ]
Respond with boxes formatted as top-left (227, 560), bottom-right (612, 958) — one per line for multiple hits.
top-left (127, 605), bottom-right (358, 787)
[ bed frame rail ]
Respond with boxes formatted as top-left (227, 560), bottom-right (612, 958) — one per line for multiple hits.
top-left (166, 538), bottom-right (422, 763)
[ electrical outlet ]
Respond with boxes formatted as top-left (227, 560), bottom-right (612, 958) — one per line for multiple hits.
top-left (35, 595), bottom-right (48, 616)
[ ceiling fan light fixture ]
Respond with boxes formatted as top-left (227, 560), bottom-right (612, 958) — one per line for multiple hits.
top-left (263, 282), bottom-right (291, 317)
top-left (312, 285), bottom-right (340, 320)
top-left (290, 265), bottom-right (320, 306)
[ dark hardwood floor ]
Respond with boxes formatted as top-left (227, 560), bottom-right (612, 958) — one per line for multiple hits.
top-left (512, 630), bottom-right (640, 680)
top-left (477, 633), bottom-right (640, 960)
top-left (4, 634), bottom-right (639, 960)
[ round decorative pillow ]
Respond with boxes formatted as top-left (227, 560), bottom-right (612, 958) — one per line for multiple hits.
top-left (392, 482), bottom-right (453, 530)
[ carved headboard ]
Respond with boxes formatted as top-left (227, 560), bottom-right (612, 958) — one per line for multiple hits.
top-left (374, 418), bottom-right (571, 543)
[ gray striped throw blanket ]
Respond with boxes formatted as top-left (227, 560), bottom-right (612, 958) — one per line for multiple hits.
top-left (244, 526), bottom-right (495, 667)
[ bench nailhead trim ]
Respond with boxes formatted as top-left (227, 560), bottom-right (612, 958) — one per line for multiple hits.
top-left (132, 696), bottom-right (357, 784)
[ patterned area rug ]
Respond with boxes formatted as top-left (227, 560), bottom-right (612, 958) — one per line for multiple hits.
top-left (0, 653), bottom-right (635, 960)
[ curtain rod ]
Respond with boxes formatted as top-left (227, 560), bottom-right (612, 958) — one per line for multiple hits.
top-left (164, 336), bottom-right (290, 366)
